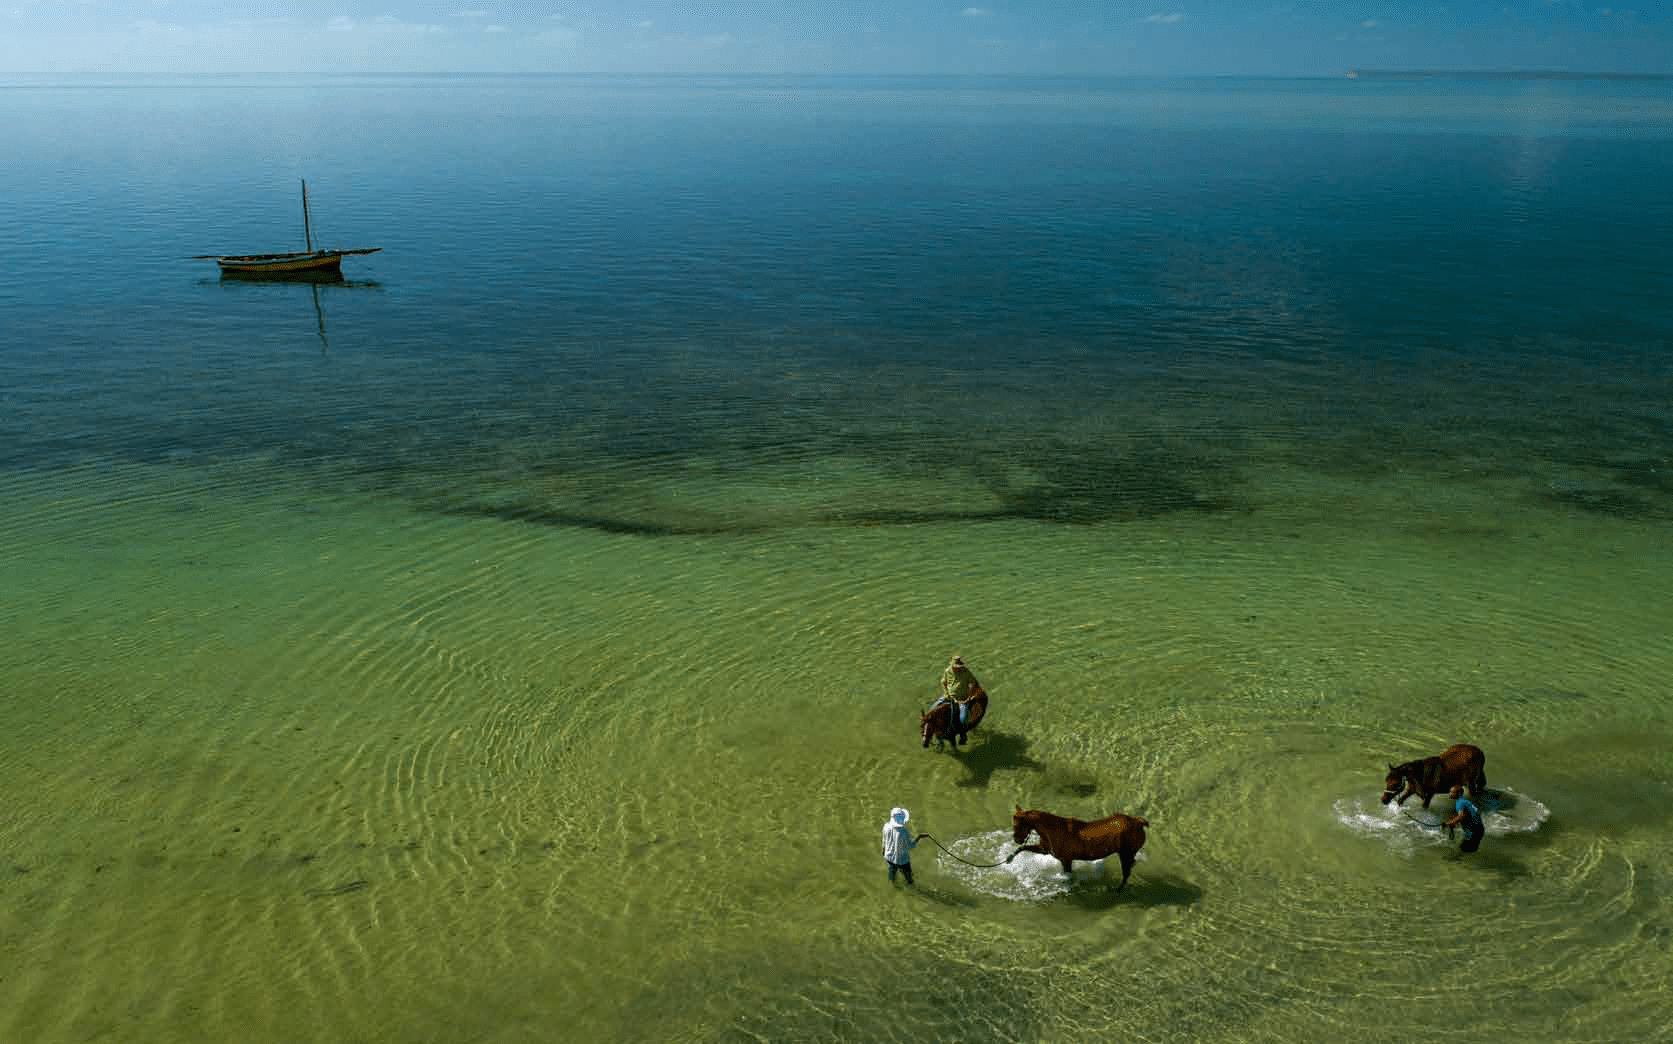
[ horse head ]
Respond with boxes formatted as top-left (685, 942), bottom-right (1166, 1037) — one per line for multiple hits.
top-left (920, 706), bottom-right (939, 748)
top-left (1012, 805), bottom-right (1036, 845)
top-left (1380, 763), bottom-right (1408, 805)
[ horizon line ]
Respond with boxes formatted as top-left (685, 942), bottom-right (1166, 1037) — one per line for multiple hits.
top-left (5, 68), bottom-right (1672, 83)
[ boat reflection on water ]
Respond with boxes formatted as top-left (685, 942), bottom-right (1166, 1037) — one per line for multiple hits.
top-left (212, 271), bottom-right (382, 352)
top-left (213, 269), bottom-right (380, 289)
top-left (218, 266), bottom-right (352, 285)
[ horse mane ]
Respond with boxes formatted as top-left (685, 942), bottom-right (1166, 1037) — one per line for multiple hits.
top-left (1017, 807), bottom-right (1062, 826)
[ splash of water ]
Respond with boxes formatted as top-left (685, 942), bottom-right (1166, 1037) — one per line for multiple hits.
top-left (1334, 786), bottom-right (1550, 856)
top-left (931, 829), bottom-right (1144, 901)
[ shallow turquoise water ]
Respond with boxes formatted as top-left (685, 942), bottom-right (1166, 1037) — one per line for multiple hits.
top-left (1, 75), bottom-right (1671, 1042)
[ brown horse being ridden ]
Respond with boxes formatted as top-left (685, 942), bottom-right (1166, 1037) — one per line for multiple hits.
top-left (921, 687), bottom-right (988, 751)
top-left (1381, 743), bottom-right (1488, 809)
top-left (1012, 805), bottom-right (1149, 891)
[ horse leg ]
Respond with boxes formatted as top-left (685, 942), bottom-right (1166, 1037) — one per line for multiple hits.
top-left (1059, 858), bottom-right (1075, 876)
top-left (1117, 852), bottom-right (1136, 892)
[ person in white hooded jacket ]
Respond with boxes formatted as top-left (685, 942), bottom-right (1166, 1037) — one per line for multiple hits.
top-left (882, 807), bottom-right (920, 885)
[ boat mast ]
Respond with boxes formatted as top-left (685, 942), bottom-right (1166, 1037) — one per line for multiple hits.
top-left (301, 178), bottom-right (315, 252)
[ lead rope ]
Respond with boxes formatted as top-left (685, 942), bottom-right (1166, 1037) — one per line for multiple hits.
top-left (1402, 809), bottom-right (1455, 836)
top-left (915, 833), bottom-right (1022, 868)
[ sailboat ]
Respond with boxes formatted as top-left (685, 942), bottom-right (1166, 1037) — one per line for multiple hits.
top-left (197, 179), bottom-right (380, 278)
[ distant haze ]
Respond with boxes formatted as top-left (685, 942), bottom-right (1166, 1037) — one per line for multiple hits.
top-left (1, 0), bottom-right (1669, 77)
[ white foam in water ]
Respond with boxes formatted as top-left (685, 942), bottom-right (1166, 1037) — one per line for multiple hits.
top-left (1334, 786), bottom-right (1550, 855)
top-left (1477, 787), bottom-right (1550, 835)
top-left (933, 829), bottom-right (1144, 900)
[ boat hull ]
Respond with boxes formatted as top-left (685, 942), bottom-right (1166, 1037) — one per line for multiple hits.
top-left (215, 251), bottom-right (347, 275)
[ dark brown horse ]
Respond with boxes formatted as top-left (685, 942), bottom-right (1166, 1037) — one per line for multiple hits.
top-left (1012, 805), bottom-right (1149, 890)
top-left (1381, 743), bottom-right (1487, 809)
top-left (920, 687), bottom-right (988, 751)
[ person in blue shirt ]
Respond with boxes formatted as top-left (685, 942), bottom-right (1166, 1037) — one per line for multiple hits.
top-left (881, 807), bottom-right (921, 885)
top-left (1442, 785), bottom-right (1485, 853)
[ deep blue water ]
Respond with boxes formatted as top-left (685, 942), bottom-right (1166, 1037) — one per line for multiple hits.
top-left (2, 74), bottom-right (1671, 522)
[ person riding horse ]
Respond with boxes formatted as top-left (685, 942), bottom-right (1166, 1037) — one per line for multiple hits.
top-left (931, 655), bottom-right (984, 728)
top-left (921, 654), bottom-right (991, 750)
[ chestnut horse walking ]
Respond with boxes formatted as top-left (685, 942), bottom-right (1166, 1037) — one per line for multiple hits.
top-left (1012, 805), bottom-right (1149, 891)
top-left (1381, 744), bottom-right (1488, 809)
top-left (920, 688), bottom-right (988, 751)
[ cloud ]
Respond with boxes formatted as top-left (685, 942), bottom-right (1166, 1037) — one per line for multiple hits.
top-left (325, 15), bottom-right (446, 35)
top-left (1361, 18), bottom-right (1379, 28)
top-left (453, 9), bottom-right (488, 17)
top-left (1144, 12), bottom-right (1185, 23)
top-left (372, 15), bottom-right (446, 33)
top-left (961, 7), bottom-right (991, 16)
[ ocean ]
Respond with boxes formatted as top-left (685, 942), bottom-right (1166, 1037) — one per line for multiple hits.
top-left (1, 73), bottom-right (1671, 1042)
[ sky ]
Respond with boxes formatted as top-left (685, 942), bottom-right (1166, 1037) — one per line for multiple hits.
top-left (1, 0), bottom-right (1669, 77)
